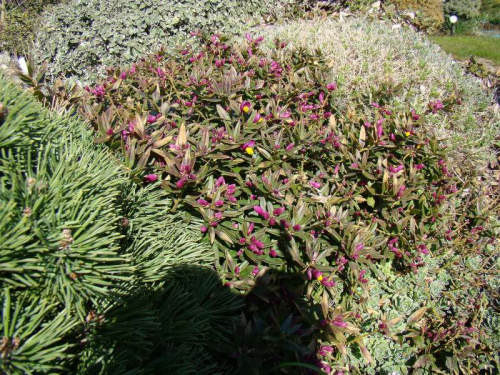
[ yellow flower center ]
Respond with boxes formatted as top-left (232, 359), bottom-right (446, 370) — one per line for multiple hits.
top-left (405, 131), bottom-right (411, 137)
top-left (258, 117), bottom-right (263, 123)
top-left (243, 106), bottom-right (250, 113)
top-left (317, 275), bottom-right (323, 281)
top-left (245, 147), bottom-right (254, 155)
top-left (417, 144), bottom-right (421, 149)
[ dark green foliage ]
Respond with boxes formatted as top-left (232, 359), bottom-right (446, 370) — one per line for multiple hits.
top-left (444, 0), bottom-right (483, 18)
top-left (0, 75), bottom-right (242, 373)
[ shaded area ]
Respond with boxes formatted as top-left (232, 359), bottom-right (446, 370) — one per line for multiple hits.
top-left (76, 265), bottom-right (327, 375)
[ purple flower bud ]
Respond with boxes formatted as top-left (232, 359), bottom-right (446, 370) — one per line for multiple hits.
top-left (106, 128), bottom-right (114, 136)
top-left (214, 200), bottom-right (224, 207)
top-left (197, 198), bottom-right (209, 206)
top-left (270, 248), bottom-right (278, 257)
top-left (415, 163), bottom-right (425, 170)
top-left (310, 181), bottom-right (321, 189)
top-left (176, 179), bottom-right (186, 189)
top-left (252, 266), bottom-right (259, 276)
top-left (200, 225), bottom-right (208, 233)
top-left (209, 221), bottom-right (218, 227)
top-left (235, 266), bottom-right (240, 274)
top-left (247, 222), bottom-right (255, 235)
top-left (214, 212), bottom-right (223, 220)
top-left (285, 143), bottom-right (294, 151)
top-left (273, 207), bottom-right (285, 216)
top-left (293, 224), bottom-right (301, 231)
top-left (326, 82), bottom-right (337, 91)
top-left (144, 174), bottom-right (158, 183)
top-left (147, 114), bottom-right (157, 124)
top-left (239, 237), bottom-right (247, 244)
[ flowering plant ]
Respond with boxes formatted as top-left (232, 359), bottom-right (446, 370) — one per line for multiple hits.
top-left (79, 32), bottom-right (496, 372)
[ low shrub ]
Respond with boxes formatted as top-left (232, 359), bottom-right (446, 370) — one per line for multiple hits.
top-left (33, 0), bottom-right (294, 82)
top-left (0, 75), bottom-right (240, 373)
top-left (78, 33), bottom-right (499, 373)
top-left (393, 0), bottom-right (445, 26)
top-left (255, 17), bottom-right (498, 166)
top-left (444, 0), bottom-right (483, 19)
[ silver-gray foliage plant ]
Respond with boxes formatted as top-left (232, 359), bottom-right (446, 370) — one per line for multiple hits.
top-left (34, 0), bottom-right (294, 82)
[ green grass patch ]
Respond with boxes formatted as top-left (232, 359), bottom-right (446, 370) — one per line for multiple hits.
top-left (429, 35), bottom-right (500, 66)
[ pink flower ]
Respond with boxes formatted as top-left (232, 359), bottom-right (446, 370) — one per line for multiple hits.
top-left (253, 206), bottom-right (270, 220)
top-left (411, 110), bottom-right (421, 121)
top-left (319, 92), bottom-right (325, 104)
top-left (200, 225), bottom-right (208, 233)
top-left (293, 224), bottom-right (301, 231)
top-left (177, 178), bottom-right (186, 189)
top-left (415, 163), bottom-right (425, 170)
top-left (235, 266), bottom-right (240, 274)
top-left (326, 82), bottom-right (337, 91)
top-left (332, 317), bottom-right (347, 328)
top-left (310, 181), bottom-right (321, 189)
top-left (240, 101), bottom-right (251, 114)
top-left (253, 113), bottom-right (262, 123)
top-left (285, 143), bottom-right (294, 151)
top-left (269, 248), bottom-right (278, 257)
top-left (214, 200), bottom-right (224, 207)
top-left (252, 266), bottom-right (259, 276)
top-left (273, 207), bottom-right (285, 216)
top-left (376, 119), bottom-right (384, 138)
top-left (418, 244), bottom-right (430, 255)
top-left (106, 128), bottom-right (114, 136)
top-left (280, 111), bottom-right (291, 119)
top-left (197, 198), bottom-right (209, 206)
top-left (147, 114), bottom-right (157, 124)
top-left (247, 222), bottom-right (255, 235)
top-left (144, 174), bottom-right (158, 183)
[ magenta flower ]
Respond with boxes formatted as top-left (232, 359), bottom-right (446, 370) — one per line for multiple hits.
top-left (376, 118), bottom-right (384, 138)
top-left (280, 111), bottom-right (291, 119)
top-left (389, 164), bottom-right (404, 174)
top-left (240, 101), bottom-right (251, 114)
top-left (247, 222), bottom-right (255, 235)
top-left (200, 225), bottom-right (208, 233)
top-left (285, 143), bottom-right (294, 151)
top-left (176, 178), bottom-right (186, 189)
top-left (326, 82), bottom-right (337, 91)
top-left (273, 207), bottom-right (285, 216)
top-left (106, 128), bottom-right (114, 136)
top-left (411, 110), bottom-right (421, 121)
top-left (253, 113), bottom-right (263, 123)
top-left (269, 248), bottom-right (278, 257)
top-left (197, 198), bottom-right (209, 206)
top-left (252, 266), bottom-right (259, 276)
top-left (415, 163), bottom-right (425, 170)
top-left (214, 200), bottom-right (224, 207)
top-left (310, 181), bottom-right (321, 189)
top-left (331, 316), bottom-right (347, 328)
top-left (144, 174), bottom-right (158, 183)
top-left (418, 244), bottom-right (430, 255)
top-left (253, 206), bottom-right (270, 220)
top-left (293, 224), bottom-right (301, 231)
